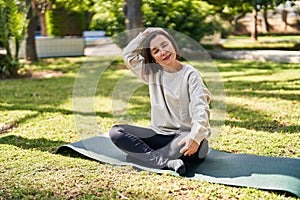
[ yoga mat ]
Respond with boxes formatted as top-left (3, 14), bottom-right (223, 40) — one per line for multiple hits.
top-left (57, 134), bottom-right (300, 197)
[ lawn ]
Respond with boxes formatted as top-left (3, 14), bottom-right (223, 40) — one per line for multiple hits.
top-left (219, 35), bottom-right (300, 50)
top-left (0, 57), bottom-right (299, 199)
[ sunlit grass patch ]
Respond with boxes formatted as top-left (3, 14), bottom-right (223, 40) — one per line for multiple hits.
top-left (0, 57), bottom-right (299, 199)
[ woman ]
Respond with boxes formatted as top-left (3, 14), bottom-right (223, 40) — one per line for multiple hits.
top-left (109, 28), bottom-right (211, 175)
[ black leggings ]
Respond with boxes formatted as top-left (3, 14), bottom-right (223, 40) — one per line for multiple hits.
top-left (109, 124), bottom-right (200, 169)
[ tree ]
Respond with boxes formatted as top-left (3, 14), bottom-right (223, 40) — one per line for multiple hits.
top-left (90, 0), bottom-right (224, 41)
top-left (25, 0), bottom-right (38, 62)
top-left (142, 0), bottom-right (221, 42)
top-left (275, 0), bottom-right (297, 32)
top-left (259, 0), bottom-right (296, 33)
top-left (89, 0), bottom-right (125, 36)
top-left (206, 0), bottom-right (259, 40)
top-left (123, 0), bottom-right (143, 38)
top-left (54, 0), bottom-right (95, 11)
top-left (205, 0), bottom-right (251, 26)
top-left (32, 0), bottom-right (52, 36)
top-left (250, 0), bottom-right (296, 39)
top-left (0, 0), bottom-right (28, 77)
top-left (204, 0), bottom-right (252, 38)
top-left (260, 0), bottom-right (273, 32)
top-left (251, 3), bottom-right (259, 40)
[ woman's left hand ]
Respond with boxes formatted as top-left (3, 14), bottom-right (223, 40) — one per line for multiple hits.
top-left (178, 136), bottom-right (200, 156)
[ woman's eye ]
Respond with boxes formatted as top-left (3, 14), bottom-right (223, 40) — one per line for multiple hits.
top-left (154, 49), bottom-right (159, 54)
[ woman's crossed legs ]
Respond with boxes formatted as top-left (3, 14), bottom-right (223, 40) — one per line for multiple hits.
top-left (109, 124), bottom-right (208, 175)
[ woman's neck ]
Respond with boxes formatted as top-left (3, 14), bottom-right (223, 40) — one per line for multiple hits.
top-left (163, 61), bottom-right (183, 73)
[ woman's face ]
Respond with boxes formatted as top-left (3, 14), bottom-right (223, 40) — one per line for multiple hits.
top-left (149, 34), bottom-right (177, 68)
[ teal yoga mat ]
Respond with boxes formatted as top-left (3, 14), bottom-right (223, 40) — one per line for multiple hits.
top-left (57, 134), bottom-right (300, 197)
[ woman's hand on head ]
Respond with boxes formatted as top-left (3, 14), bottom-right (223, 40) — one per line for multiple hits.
top-left (142, 27), bottom-right (164, 37)
top-left (178, 136), bottom-right (200, 156)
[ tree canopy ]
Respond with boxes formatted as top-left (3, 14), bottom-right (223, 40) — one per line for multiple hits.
top-left (142, 0), bottom-right (221, 41)
top-left (0, 0), bottom-right (28, 77)
top-left (85, 0), bottom-right (222, 41)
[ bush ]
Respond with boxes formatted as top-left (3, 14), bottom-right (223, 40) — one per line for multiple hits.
top-left (46, 2), bottom-right (86, 36)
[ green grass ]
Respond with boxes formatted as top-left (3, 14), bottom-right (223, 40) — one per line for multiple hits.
top-left (202, 35), bottom-right (300, 51)
top-left (218, 35), bottom-right (300, 50)
top-left (0, 57), bottom-right (299, 199)
top-left (227, 35), bottom-right (300, 40)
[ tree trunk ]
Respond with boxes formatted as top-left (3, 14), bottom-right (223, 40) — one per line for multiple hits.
top-left (40, 13), bottom-right (47, 36)
top-left (25, 0), bottom-right (38, 62)
top-left (262, 8), bottom-right (269, 32)
top-left (251, 8), bottom-right (258, 41)
top-left (123, 0), bottom-right (143, 40)
top-left (84, 11), bottom-right (95, 31)
top-left (282, 9), bottom-right (288, 32)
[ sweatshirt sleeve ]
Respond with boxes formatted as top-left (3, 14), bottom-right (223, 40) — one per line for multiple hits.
top-left (122, 32), bottom-right (150, 83)
top-left (187, 70), bottom-right (211, 144)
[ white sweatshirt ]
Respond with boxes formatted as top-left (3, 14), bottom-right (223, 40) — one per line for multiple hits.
top-left (122, 33), bottom-right (211, 144)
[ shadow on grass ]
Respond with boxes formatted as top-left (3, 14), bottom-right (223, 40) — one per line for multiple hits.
top-left (225, 79), bottom-right (300, 90)
top-left (220, 60), bottom-right (300, 101)
top-left (0, 135), bottom-right (66, 153)
top-left (0, 104), bottom-right (113, 135)
top-left (225, 102), bottom-right (300, 133)
top-left (0, 62), bottom-right (137, 134)
top-left (217, 59), bottom-right (299, 72)
top-left (0, 112), bottom-right (40, 134)
top-left (22, 57), bottom-right (85, 74)
top-left (225, 80), bottom-right (300, 102)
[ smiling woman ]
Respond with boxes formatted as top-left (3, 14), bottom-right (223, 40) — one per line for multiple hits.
top-left (108, 28), bottom-right (211, 175)
top-left (149, 35), bottom-right (183, 72)
top-left (141, 28), bottom-right (182, 73)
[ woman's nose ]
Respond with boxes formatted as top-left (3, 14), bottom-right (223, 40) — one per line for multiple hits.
top-left (160, 49), bottom-right (167, 56)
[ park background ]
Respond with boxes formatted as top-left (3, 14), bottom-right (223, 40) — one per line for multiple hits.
top-left (0, 0), bottom-right (300, 199)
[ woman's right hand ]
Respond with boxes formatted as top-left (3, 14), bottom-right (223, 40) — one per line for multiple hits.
top-left (178, 136), bottom-right (200, 157)
top-left (142, 28), bottom-right (156, 37)
top-left (142, 27), bottom-right (164, 37)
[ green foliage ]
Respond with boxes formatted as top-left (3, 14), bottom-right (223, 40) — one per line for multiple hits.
top-left (89, 0), bottom-right (125, 36)
top-left (207, 0), bottom-right (298, 35)
top-left (54, 0), bottom-right (95, 13)
top-left (46, 2), bottom-right (86, 36)
top-left (48, 0), bottom-right (96, 35)
top-left (88, 0), bottom-right (221, 40)
top-left (143, 0), bottom-right (221, 41)
top-left (0, 3), bottom-right (10, 56)
top-left (206, 0), bottom-right (252, 21)
top-left (47, 0), bottom-right (223, 40)
top-left (0, 0), bottom-right (27, 77)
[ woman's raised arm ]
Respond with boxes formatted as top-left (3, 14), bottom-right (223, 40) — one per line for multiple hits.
top-left (122, 32), bottom-right (149, 83)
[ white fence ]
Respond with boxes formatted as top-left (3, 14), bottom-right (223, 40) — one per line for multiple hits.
top-left (18, 37), bottom-right (85, 58)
